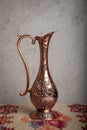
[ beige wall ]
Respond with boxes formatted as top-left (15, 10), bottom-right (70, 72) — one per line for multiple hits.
top-left (0, 0), bottom-right (87, 104)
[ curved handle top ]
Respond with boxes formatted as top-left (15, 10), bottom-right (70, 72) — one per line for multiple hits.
top-left (17, 34), bottom-right (36, 96)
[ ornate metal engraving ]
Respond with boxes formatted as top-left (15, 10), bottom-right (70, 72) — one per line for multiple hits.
top-left (17, 32), bottom-right (58, 120)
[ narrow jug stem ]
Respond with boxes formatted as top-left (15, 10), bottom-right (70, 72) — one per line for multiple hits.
top-left (36, 32), bottom-right (54, 77)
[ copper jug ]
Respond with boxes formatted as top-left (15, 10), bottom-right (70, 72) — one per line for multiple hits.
top-left (17, 32), bottom-right (58, 120)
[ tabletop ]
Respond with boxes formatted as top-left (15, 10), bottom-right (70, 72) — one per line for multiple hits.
top-left (0, 103), bottom-right (87, 130)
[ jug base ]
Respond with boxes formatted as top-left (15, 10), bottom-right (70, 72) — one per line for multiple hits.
top-left (30, 110), bottom-right (57, 120)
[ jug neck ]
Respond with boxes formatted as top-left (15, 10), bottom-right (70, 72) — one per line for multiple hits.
top-left (35, 32), bottom-right (54, 73)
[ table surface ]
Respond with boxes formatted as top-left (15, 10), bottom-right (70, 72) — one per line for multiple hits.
top-left (0, 103), bottom-right (87, 130)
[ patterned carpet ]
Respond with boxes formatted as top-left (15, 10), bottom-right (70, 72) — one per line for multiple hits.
top-left (0, 104), bottom-right (87, 130)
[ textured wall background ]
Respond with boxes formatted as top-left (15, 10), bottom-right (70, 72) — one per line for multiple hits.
top-left (0, 0), bottom-right (87, 104)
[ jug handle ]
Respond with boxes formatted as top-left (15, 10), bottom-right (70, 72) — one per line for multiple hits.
top-left (17, 34), bottom-right (36, 96)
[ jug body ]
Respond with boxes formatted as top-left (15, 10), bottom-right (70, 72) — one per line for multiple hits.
top-left (30, 78), bottom-right (58, 111)
top-left (17, 32), bottom-right (58, 120)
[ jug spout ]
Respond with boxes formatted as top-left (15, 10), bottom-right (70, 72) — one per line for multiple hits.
top-left (43, 31), bottom-right (54, 41)
top-left (35, 31), bottom-right (54, 45)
